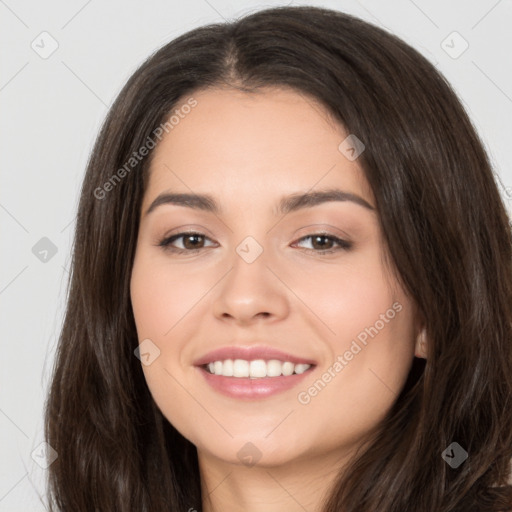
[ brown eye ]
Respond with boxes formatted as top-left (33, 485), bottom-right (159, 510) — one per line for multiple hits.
top-left (181, 233), bottom-right (206, 249)
top-left (158, 232), bottom-right (215, 253)
top-left (310, 235), bottom-right (335, 250)
top-left (293, 233), bottom-right (352, 254)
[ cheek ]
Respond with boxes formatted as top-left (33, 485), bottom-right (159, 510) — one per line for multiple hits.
top-left (130, 253), bottom-right (212, 341)
top-left (295, 300), bottom-right (416, 450)
top-left (316, 259), bottom-right (415, 396)
top-left (290, 253), bottom-right (415, 442)
top-left (286, 247), bottom-right (398, 345)
top-left (130, 254), bottom-right (210, 436)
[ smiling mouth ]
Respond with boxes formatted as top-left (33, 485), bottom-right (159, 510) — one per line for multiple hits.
top-left (202, 359), bottom-right (315, 378)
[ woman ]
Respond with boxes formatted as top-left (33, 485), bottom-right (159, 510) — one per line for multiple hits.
top-left (44, 5), bottom-right (512, 511)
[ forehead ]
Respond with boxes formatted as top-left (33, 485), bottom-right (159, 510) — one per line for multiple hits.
top-left (143, 87), bottom-right (375, 212)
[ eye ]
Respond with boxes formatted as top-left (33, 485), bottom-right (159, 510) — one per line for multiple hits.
top-left (157, 231), bottom-right (352, 256)
top-left (292, 233), bottom-right (352, 254)
top-left (157, 232), bottom-right (216, 254)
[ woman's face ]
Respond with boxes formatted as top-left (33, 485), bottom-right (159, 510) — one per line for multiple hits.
top-left (130, 87), bottom-right (422, 469)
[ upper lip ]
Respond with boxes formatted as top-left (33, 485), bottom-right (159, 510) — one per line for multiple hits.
top-left (193, 345), bottom-right (317, 366)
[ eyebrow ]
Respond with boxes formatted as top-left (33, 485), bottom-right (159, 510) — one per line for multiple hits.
top-left (144, 188), bottom-right (375, 217)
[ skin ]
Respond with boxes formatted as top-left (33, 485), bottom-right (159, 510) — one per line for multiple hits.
top-left (130, 87), bottom-right (427, 512)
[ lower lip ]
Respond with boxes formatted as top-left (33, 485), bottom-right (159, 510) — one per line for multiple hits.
top-left (197, 366), bottom-right (315, 399)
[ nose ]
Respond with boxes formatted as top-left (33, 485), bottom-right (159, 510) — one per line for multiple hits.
top-left (211, 243), bottom-right (290, 326)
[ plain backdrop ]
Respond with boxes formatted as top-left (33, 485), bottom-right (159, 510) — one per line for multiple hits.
top-left (1, 0), bottom-right (511, 509)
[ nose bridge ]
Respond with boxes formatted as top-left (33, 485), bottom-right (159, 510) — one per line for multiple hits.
top-left (227, 232), bottom-right (272, 297)
top-left (227, 204), bottom-right (272, 271)
top-left (211, 231), bottom-right (289, 322)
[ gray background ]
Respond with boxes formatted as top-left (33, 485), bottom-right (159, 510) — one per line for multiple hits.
top-left (1, 0), bottom-right (511, 509)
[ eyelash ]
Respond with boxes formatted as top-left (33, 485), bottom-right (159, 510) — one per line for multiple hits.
top-left (157, 231), bottom-right (352, 256)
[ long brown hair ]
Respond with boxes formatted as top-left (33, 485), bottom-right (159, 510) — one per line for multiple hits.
top-left (44, 5), bottom-right (512, 511)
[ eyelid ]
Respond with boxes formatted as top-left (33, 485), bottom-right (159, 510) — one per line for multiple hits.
top-left (293, 223), bottom-right (351, 240)
top-left (162, 223), bottom-right (216, 238)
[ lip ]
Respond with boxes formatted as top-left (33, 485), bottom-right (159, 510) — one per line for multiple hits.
top-left (193, 345), bottom-right (317, 367)
top-left (197, 367), bottom-right (314, 399)
top-left (193, 345), bottom-right (317, 400)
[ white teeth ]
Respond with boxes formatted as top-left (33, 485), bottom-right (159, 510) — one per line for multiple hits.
top-left (294, 364), bottom-right (310, 374)
top-left (222, 359), bottom-right (234, 376)
top-left (249, 359), bottom-right (267, 378)
top-left (266, 359), bottom-right (282, 377)
top-left (282, 361), bottom-right (294, 376)
top-left (205, 359), bottom-right (312, 378)
top-left (233, 359), bottom-right (249, 377)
